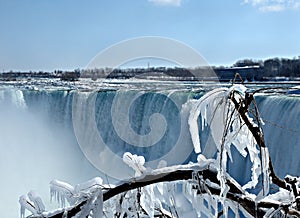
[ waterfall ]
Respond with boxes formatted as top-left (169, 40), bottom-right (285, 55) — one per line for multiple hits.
top-left (226, 94), bottom-right (300, 186)
top-left (0, 87), bottom-right (299, 217)
top-left (256, 95), bottom-right (300, 178)
top-left (72, 90), bottom-right (196, 180)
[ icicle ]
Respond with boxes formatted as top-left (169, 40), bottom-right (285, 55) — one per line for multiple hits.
top-left (78, 199), bottom-right (93, 218)
top-left (183, 182), bottom-right (194, 206)
top-left (140, 185), bottom-right (155, 217)
top-left (20, 203), bottom-right (25, 218)
top-left (19, 195), bottom-right (27, 218)
top-left (79, 188), bottom-right (104, 218)
top-left (223, 201), bottom-right (228, 218)
top-left (114, 195), bottom-right (123, 216)
top-left (188, 101), bottom-right (202, 153)
top-left (243, 142), bottom-right (261, 190)
top-left (225, 200), bottom-right (241, 218)
top-left (188, 87), bottom-right (228, 154)
top-left (217, 149), bottom-right (229, 198)
top-left (50, 188), bottom-right (54, 204)
top-left (103, 198), bottom-right (115, 217)
top-left (49, 179), bottom-right (75, 207)
top-left (119, 191), bottom-right (137, 217)
top-left (212, 197), bottom-right (218, 217)
top-left (92, 189), bottom-right (103, 218)
top-left (261, 147), bottom-right (270, 195)
top-left (198, 195), bottom-right (205, 217)
top-left (202, 194), bottom-right (215, 218)
top-left (205, 194), bottom-right (213, 217)
top-left (235, 203), bottom-right (240, 218)
top-left (201, 105), bottom-right (207, 131)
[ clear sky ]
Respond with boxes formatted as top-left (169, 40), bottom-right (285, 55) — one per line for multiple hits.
top-left (0, 0), bottom-right (300, 71)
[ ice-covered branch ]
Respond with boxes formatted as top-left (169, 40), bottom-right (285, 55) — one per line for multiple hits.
top-left (27, 162), bottom-right (297, 218)
top-left (229, 89), bottom-right (289, 191)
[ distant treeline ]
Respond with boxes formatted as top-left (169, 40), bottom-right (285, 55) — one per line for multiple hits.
top-left (1, 57), bottom-right (300, 82)
top-left (231, 57), bottom-right (300, 78)
top-left (0, 69), bottom-right (81, 82)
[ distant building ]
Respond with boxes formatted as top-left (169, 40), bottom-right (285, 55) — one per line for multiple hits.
top-left (60, 70), bottom-right (80, 81)
top-left (214, 66), bottom-right (263, 81)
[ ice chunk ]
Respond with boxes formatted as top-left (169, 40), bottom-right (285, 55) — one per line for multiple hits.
top-left (123, 152), bottom-right (146, 177)
top-left (197, 154), bottom-right (215, 168)
top-left (229, 84), bottom-right (247, 98)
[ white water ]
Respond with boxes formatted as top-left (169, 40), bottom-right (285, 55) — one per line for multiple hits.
top-left (0, 89), bottom-right (101, 217)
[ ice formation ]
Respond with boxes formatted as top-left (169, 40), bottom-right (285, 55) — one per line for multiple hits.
top-left (50, 179), bottom-right (76, 207)
top-left (189, 85), bottom-right (270, 197)
top-left (19, 195), bottom-right (37, 218)
top-left (28, 190), bottom-right (46, 214)
top-left (123, 152), bottom-right (147, 176)
top-left (188, 87), bottom-right (228, 153)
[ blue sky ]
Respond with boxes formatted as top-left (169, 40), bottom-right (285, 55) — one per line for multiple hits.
top-left (0, 0), bottom-right (300, 71)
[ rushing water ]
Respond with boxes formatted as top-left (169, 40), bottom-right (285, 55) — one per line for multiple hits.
top-left (0, 79), bottom-right (299, 217)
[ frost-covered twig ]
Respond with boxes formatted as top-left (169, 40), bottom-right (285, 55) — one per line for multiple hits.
top-left (230, 90), bottom-right (289, 191)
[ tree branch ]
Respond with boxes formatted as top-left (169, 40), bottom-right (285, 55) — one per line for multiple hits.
top-left (230, 91), bottom-right (288, 191)
top-left (31, 166), bottom-right (291, 218)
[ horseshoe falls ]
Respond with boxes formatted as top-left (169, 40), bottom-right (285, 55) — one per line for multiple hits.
top-left (256, 95), bottom-right (300, 178)
top-left (226, 93), bottom-right (300, 186)
top-left (0, 82), bottom-right (299, 217)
